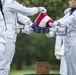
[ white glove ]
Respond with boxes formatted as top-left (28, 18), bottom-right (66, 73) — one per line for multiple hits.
top-left (49, 21), bottom-right (60, 27)
top-left (25, 20), bottom-right (33, 26)
top-left (45, 31), bottom-right (55, 38)
top-left (22, 25), bottom-right (33, 34)
top-left (56, 55), bottom-right (61, 60)
top-left (38, 7), bottom-right (47, 13)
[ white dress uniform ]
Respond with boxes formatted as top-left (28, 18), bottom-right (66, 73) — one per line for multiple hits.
top-left (54, 9), bottom-right (70, 75)
top-left (0, 8), bottom-right (7, 74)
top-left (56, 8), bottom-right (76, 75)
top-left (0, 0), bottom-right (46, 75)
top-left (46, 26), bottom-right (67, 75)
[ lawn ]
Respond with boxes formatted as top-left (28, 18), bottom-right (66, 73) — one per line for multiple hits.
top-left (9, 65), bottom-right (59, 75)
top-left (9, 69), bottom-right (59, 75)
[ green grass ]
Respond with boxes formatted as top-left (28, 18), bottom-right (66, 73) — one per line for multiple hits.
top-left (9, 69), bottom-right (59, 75)
top-left (9, 65), bottom-right (59, 75)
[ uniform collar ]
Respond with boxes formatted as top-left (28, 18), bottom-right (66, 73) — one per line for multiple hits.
top-left (70, 8), bottom-right (76, 15)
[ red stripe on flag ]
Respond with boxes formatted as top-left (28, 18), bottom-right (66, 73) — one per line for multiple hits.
top-left (36, 13), bottom-right (48, 26)
top-left (46, 19), bottom-right (54, 27)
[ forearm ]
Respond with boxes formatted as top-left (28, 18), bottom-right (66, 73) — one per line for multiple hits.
top-left (57, 16), bottom-right (73, 27)
top-left (17, 13), bottom-right (32, 25)
top-left (7, 1), bottom-right (38, 16)
top-left (57, 13), bottom-right (76, 27)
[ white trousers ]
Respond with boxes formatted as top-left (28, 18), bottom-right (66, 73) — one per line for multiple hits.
top-left (60, 56), bottom-right (67, 75)
top-left (0, 38), bottom-right (15, 75)
top-left (65, 46), bottom-right (76, 75)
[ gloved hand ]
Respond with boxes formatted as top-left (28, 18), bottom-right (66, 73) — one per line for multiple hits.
top-left (49, 21), bottom-right (60, 27)
top-left (45, 30), bottom-right (56, 38)
top-left (56, 55), bottom-right (61, 60)
top-left (25, 20), bottom-right (33, 26)
top-left (45, 26), bottom-right (56, 38)
top-left (38, 7), bottom-right (47, 13)
top-left (22, 25), bottom-right (33, 34)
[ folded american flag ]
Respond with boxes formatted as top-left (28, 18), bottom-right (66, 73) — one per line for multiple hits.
top-left (31, 13), bottom-right (54, 28)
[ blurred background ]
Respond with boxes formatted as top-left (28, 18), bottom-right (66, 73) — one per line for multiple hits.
top-left (9, 0), bottom-right (68, 75)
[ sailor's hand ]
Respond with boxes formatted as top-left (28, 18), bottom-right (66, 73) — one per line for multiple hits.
top-left (22, 25), bottom-right (33, 34)
top-left (38, 7), bottom-right (47, 13)
top-left (45, 30), bottom-right (56, 38)
top-left (56, 55), bottom-right (61, 60)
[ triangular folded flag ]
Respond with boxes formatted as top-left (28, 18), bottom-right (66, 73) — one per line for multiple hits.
top-left (31, 13), bottom-right (54, 28)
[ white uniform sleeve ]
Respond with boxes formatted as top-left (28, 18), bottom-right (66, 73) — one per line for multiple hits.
top-left (58, 11), bottom-right (76, 27)
top-left (6, 1), bottom-right (38, 16)
top-left (16, 14), bottom-right (33, 34)
top-left (17, 13), bottom-right (32, 25)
